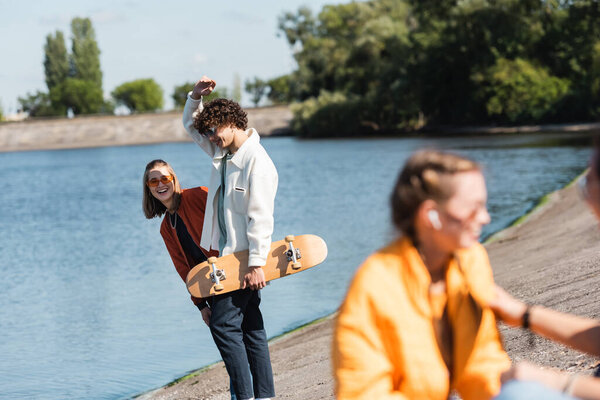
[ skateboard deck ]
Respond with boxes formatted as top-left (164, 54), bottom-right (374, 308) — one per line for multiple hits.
top-left (186, 234), bottom-right (327, 298)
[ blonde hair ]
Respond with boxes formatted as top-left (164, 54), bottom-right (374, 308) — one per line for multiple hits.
top-left (390, 150), bottom-right (480, 239)
top-left (142, 159), bottom-right (182, 219)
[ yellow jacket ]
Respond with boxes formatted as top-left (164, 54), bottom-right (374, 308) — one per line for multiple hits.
top-left (333, 238), bottom-right (510, 400)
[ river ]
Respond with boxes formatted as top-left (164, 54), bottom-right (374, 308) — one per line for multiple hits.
top-left (0, 133), bottom-right (591, 399)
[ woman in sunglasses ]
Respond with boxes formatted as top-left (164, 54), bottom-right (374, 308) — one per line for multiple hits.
top-left (142, 159), bottom-right (217, 322)
top-left (333, 150), bottom-right (510, 400)
top-left (143, 159), bottom-right (247, 399)
top-left (490, 145), bottom-right (600, 399)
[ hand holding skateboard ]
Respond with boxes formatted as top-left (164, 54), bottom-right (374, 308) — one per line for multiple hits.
top-left (243, 267), bottom-right (266, 290)
top-left (187, 234), bottom-right (327, 298)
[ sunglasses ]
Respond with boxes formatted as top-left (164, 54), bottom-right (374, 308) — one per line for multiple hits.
top-left (147, 174), bottom-right (174, 187)
top-left (201, 127), bottom-right (217, 137)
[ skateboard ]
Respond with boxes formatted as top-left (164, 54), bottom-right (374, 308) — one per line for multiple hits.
top-left (186, 234), bottom-right (327, 298)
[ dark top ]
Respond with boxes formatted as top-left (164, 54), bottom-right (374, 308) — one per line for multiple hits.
top-left (171, 212), bottom-right (209, 309)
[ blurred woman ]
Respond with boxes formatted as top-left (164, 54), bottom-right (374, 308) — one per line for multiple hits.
top-left (333, 150), bottom-right (510, 399)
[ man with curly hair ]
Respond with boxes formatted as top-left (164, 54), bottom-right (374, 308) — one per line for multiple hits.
top-left (182, 76), bottom-right (277, 400)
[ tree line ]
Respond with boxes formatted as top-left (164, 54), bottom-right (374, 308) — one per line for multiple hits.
top-left (19, 18), bottom-right (108, 117)
top-left (16, 2), bottom-right (600, 137)
top-left (246, 0), bottom-right (600, 136)
top-left (17, 18), bottom-right (245, 118)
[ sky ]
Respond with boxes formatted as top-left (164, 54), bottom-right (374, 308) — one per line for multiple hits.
top-left (0, 0), bottom-right (348, 114)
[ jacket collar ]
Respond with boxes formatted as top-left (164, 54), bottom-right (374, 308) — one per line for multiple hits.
top-left (230, 128), bottom-right (259, 168)
top-left (211, 128), bottom-right (259, 169)
top-left (394, 237), bottom-right (474, 317)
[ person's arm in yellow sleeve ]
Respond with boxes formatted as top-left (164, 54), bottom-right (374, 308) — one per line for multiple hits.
top-left (455, 244), bottom-right (511, 399)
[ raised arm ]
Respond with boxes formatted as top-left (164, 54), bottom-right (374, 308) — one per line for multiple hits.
top-left (182, 76), bottom-right (217, 157)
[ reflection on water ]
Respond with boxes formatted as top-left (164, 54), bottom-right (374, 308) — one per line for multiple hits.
top-left (0, 132), bottom-right (591, 399)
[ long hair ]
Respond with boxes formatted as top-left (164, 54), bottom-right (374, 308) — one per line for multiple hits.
top-left (390, 150), bottom-right (481, 240)
top-left (142, 159), bottom-right (182, 219)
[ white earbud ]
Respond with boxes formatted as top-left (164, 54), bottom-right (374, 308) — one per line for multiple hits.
top-left (428, 210), bottom-right (442, 230)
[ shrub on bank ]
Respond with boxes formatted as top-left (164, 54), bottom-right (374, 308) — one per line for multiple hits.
top-left (291, 91), bottom-right (365, 137)
top-left (474, 58), bottom-right (571, 124)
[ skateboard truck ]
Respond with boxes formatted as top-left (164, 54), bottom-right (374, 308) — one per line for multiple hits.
top-left (285, 235), bottom-right (302, 270)
top-left (208, 257), bottom-right (225, 291)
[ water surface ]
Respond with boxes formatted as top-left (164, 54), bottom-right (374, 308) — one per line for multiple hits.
top-left (0, 133), bottom-right (591, 399)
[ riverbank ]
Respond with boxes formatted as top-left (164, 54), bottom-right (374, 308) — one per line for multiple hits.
top-left (1, 106), bottom-right (598, 153)
top-left (0, 106), bottom-right (293, 153)
top-left (137, 174), bottom-right (600, 399)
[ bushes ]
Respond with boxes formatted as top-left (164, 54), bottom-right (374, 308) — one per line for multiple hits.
top-left (476, 58), bottom-right (570, 123)
top-left (277, 0), bottom-right (600, 135)
top-left (291, 91), bottom-right (364, 137)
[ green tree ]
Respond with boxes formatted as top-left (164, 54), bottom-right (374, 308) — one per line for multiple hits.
top-left (59, 78), bottom-right (104, 115)
top-left (18, 91), bottom-right (63, 117)
top-left (245, 77), bottom-right (268, 107)
top-left (267, 74), bottom-right (294, 104)
top-left (279, 0), bottom-right (414, 133)
top-left (171, 82), bottom-right (194, 109)
top-left (408, 0), bottom-right (550, 125)
top-left (112, 78), bottom-right (164, 113)
top-left (44, 31), bottom-right (69, 91)
top-left (534, 0), bottom-right (600, 119)
top-left (66, 17), bottom-right (105, 115)
top-left (475, 58), bottom-right (570, 123)
top-left (18, 16), bottom-right (106, 117)
top-left (278, 0), bottom-right (590, 134)
top-left (70, 17), bottom-right (102, 88)
top-left (278, 6), bottom-right (317, 48)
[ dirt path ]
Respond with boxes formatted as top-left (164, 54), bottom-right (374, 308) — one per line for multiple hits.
top-left (139, 179), bottom-right (599, 400)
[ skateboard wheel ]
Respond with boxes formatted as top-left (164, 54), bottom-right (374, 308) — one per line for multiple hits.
top-left (215, 284), bottom-right (224, 291)
top-left (292, 262), bottom-right (302, 270)
top-left (285, 235), bottom-right (295, 242)
top-left (208, 257), bottom-right (218, 264)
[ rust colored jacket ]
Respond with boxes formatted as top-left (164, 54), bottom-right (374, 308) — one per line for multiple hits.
top-left (160, 187), bottom-right (218, 306)
top-left (333, 238), bottom-right (510, 400)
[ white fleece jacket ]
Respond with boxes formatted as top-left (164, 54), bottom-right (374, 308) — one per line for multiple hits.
top-left (183, 94), bottom-right (278, 267)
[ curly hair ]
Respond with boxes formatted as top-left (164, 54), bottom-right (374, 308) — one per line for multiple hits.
top-left (193, 98), bottom-right (248, 134)
top-left (390, 150), bottom-right (480, 240)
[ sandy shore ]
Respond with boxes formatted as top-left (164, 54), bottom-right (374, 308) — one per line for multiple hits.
top-left (136, 173), bottom-right (599, 399)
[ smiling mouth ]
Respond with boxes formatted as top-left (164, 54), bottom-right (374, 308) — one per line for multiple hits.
top-left (157, 188), bottom-right (169, 194)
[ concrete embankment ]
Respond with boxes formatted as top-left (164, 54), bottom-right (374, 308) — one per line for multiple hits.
top-left (138, 176), bottom-right (599, 400)
top-left (0, 106), bottom-right (292, 153)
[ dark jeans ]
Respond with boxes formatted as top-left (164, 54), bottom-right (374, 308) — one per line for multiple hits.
top-left (209, 288), bottom-right (275, 399)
